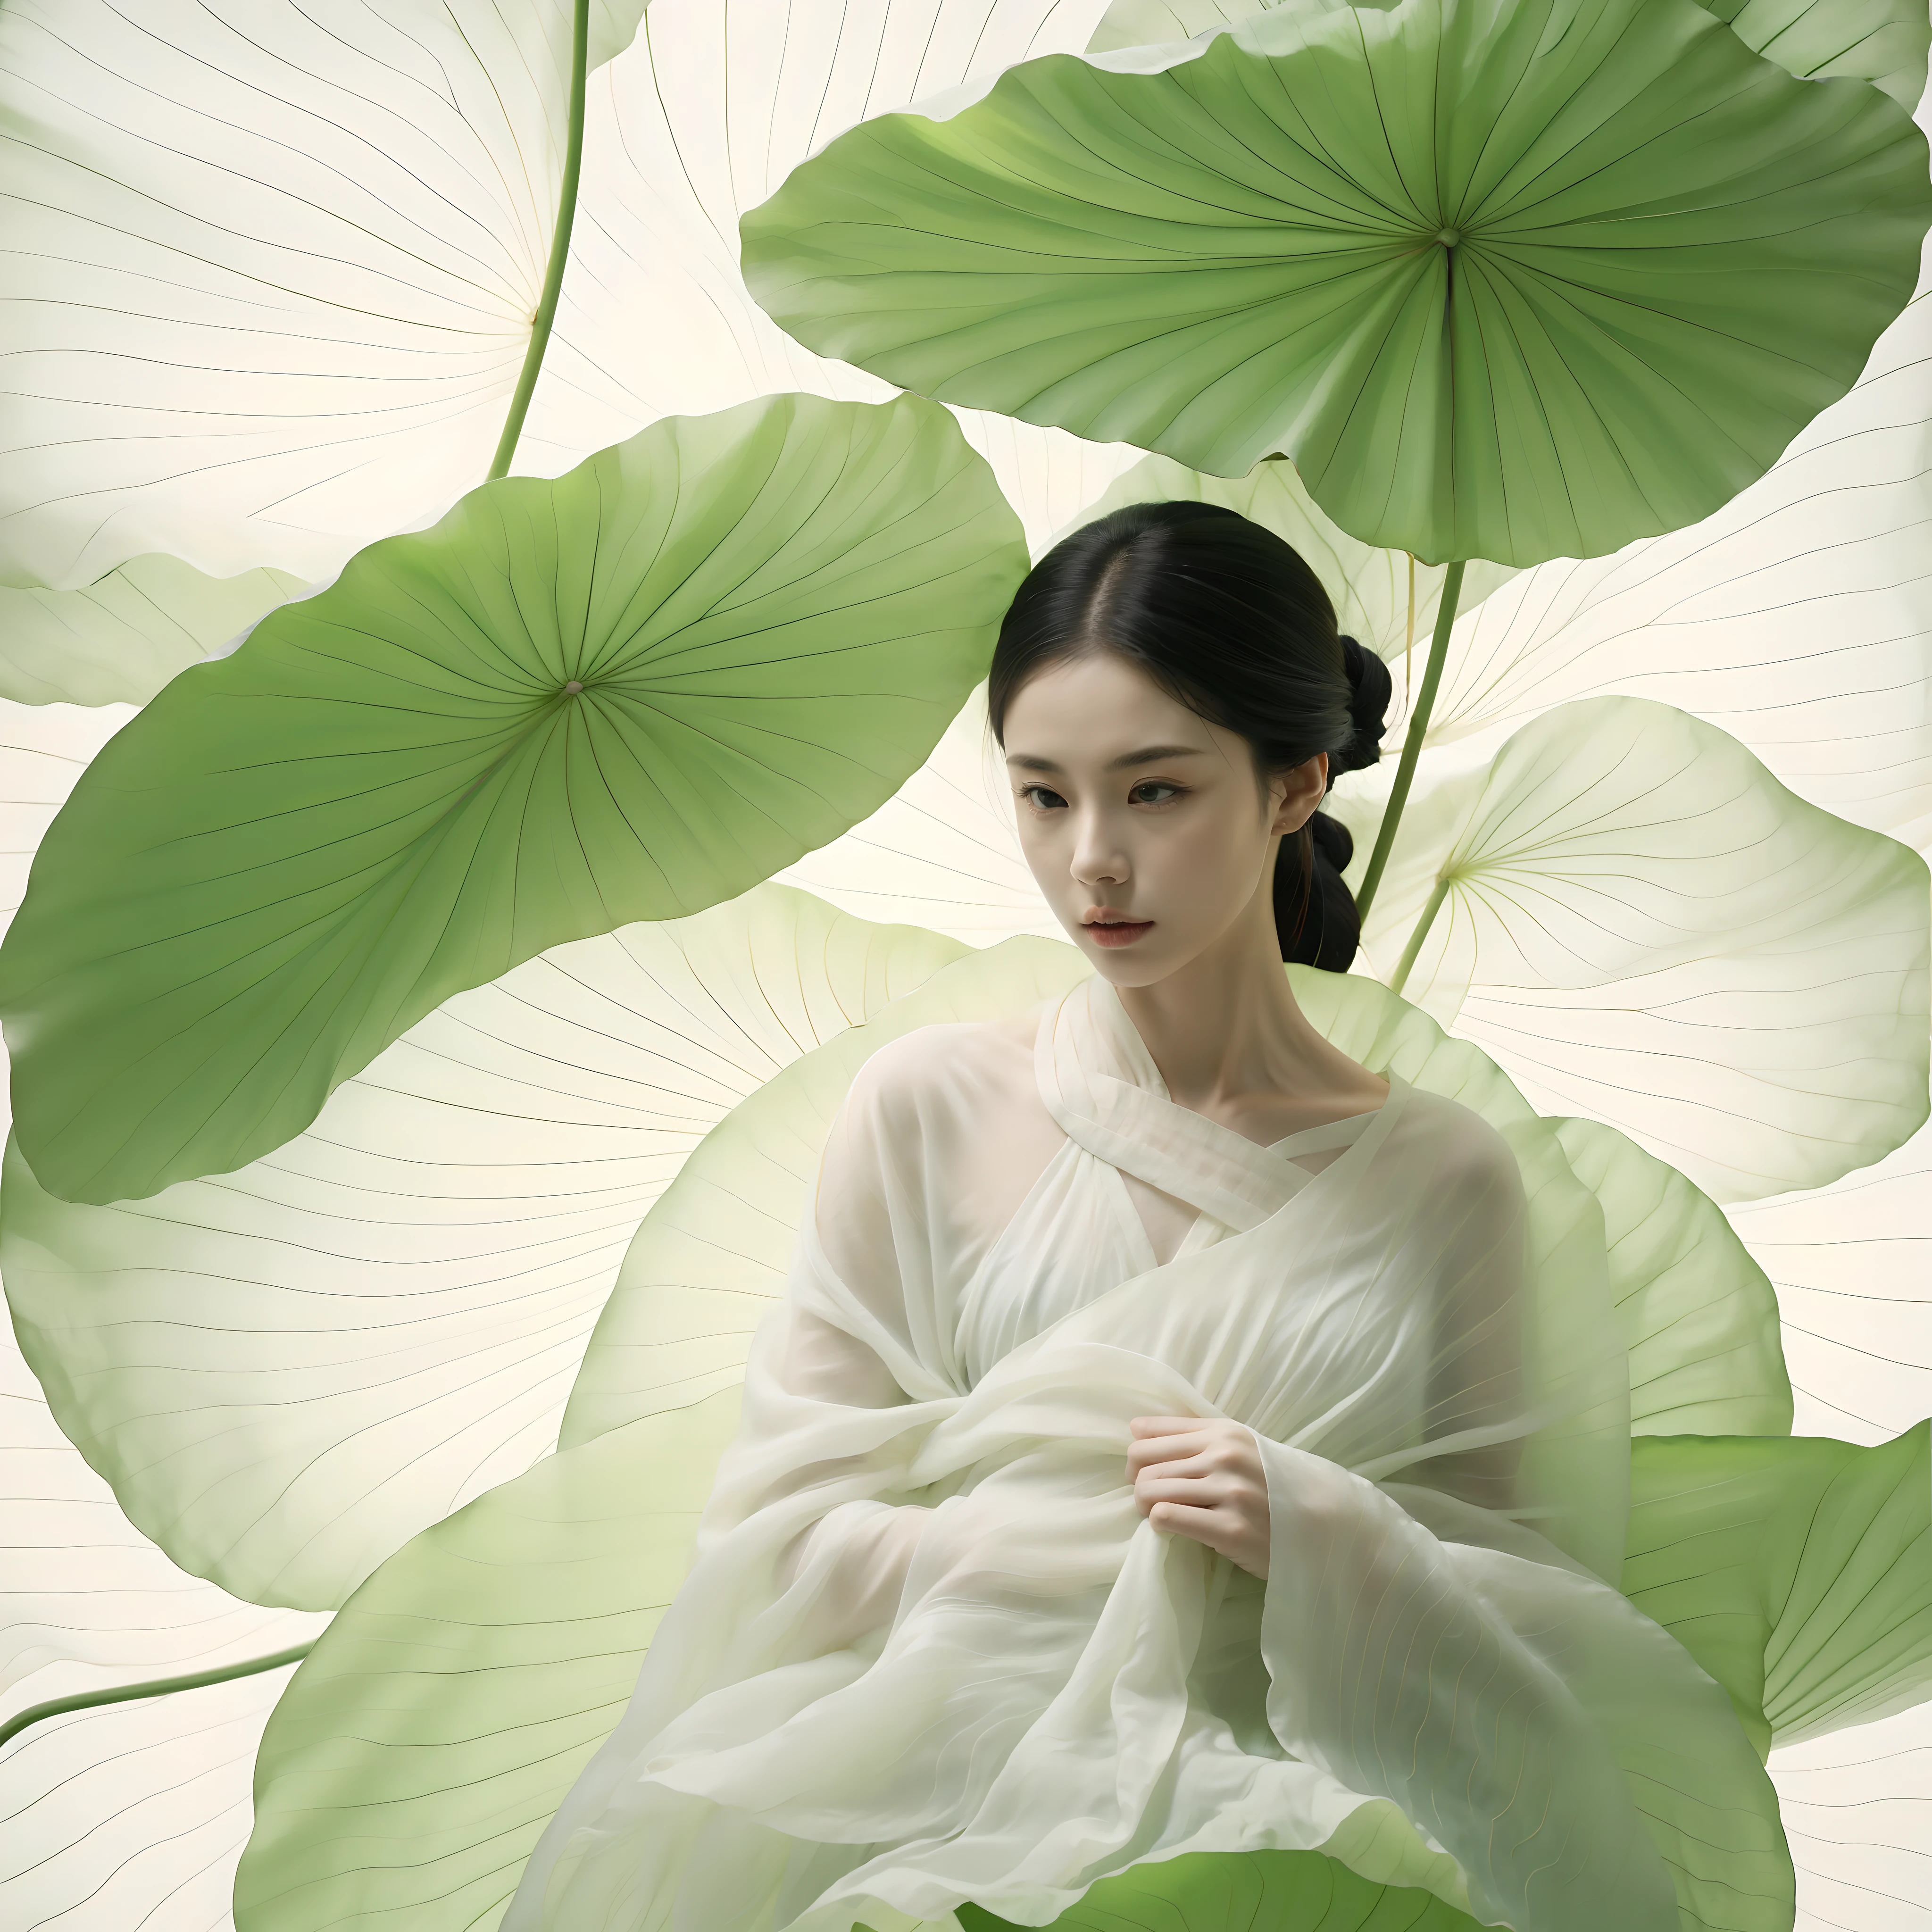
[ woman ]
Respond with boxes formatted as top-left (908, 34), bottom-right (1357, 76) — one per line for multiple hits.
top-left (505, 503), bottom-right (1784, 1932)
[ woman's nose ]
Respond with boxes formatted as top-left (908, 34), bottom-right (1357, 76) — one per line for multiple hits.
top-left (1070, 811), bottom-right (1130, 888)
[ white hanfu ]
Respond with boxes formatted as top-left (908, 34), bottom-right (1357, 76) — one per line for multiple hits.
top-left (507, 978), bottom-right (1780, 1932)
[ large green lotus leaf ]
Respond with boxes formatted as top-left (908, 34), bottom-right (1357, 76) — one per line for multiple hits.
top-left (1088, 0), bottom-right (1931, 107)
top-left (2, 885), bottom-right (964, 1611)
top-left (1729, 1121), bottom-right (1932, 1444)
top-left (1624, 1424), bottom-right (1932, 1757)
top-left (1553, 1117), bottom-right (1790, 1438)
top-left (740, 0), bottom-right (1932, 567)
top-left (1329, 697), bottom-right (1931, 1202)
top-left (0, 0), bottom-right (651, 590)
top-left (1398, 283), bottom-right (1932, 844)
top-left (0, 555), bottom-right (305, 708)
top-left (232, 1392), bottom-right (741, 1932)
top-left (0, 392), bottom-right (1026, 1208)
top-left (516, 0), bottom-right (1140, 556)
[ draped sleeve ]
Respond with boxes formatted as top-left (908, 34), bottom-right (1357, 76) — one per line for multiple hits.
top-left (1383, 1112), bottom-right (1529, 1515)
top-left (690, 1021), bottom-right (1062, 1655)
top-left (1243, 1100), bottom-right (1782, 1932)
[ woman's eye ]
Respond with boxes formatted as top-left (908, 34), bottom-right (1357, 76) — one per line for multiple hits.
top-left (1019, 784), bottom-right (1067, 811)
top-left (1130, 781), bottom-right (1181, 806)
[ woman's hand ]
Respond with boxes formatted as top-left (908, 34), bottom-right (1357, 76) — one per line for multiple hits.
top-left (1127, 1416), bottom-right (1271, 1579)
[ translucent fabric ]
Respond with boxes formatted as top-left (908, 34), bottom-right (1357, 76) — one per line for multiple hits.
top-left (504, 978), bottom-right (1785, 1932)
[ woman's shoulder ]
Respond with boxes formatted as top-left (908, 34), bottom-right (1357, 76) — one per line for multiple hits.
top-left (1391, 1083), bottom-right (1525, 1195)
top-left (842, 1009), bottom-right (1042, 1129)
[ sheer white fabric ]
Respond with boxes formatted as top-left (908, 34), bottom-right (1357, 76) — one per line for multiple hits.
top-left (505, 979), bottom-right (1778, 1932)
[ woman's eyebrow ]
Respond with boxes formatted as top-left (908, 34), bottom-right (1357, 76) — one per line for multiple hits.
top-left (1108, 744), bottom-right (1205, 770)
top-left (1005, 745), bottom-right (1206, 773)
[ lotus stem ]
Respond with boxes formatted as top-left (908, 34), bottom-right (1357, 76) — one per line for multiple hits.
top-left (1404, 551), bottom-right (1416, 691)
top-left (1356, 558), bottom-right (1465, 921)
top-left (1389, 873), bottom-right (1452, 997)
top-left (487, 0), bottom-right (589, 481)
top-left (0, 1641), bottom-right (317, 1751)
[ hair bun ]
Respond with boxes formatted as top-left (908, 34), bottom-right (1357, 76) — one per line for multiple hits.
top-left (1335, 635), bottom-right (1391, 775)
top-left (1309, 809), bottom-right (1353, 875)
top-left (1277, 808), bottom-right (1359, 972)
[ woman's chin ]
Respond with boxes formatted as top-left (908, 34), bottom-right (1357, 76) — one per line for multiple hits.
top-left (1074, 925), bottom-right (1183, 986)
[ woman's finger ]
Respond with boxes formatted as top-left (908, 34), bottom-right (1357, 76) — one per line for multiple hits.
top-left (1146, 1500), bottom-right (1230, 1552)
top-left (1125, 1435), bottom-right (1211, 1475)
top-left (1132, 1472), bottom-right (1232, 1510)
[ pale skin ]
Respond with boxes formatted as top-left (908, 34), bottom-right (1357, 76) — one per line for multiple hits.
top-left (999, 649), bottom-right (1390, 1582)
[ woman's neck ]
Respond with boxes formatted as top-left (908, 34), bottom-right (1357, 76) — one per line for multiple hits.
top-left (1112, 877), bottom-right (1387, 1143)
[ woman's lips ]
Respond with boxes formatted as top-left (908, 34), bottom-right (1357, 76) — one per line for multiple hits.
top-left (1085, 919), bottom-right (1154, 949)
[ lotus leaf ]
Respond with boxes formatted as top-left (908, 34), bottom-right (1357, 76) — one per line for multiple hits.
top-left (0, 392), bottom-right (1026, 1207)
top-left (741, 0), bottom-right (1932, 566)
top-left (1328, 697), bottom-right (1931, 1201)
top-left (0, 0), bottom-right (650, 587)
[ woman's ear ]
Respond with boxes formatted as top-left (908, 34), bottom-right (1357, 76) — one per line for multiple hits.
top-left (1270, 753), bottom-right (1329, 835)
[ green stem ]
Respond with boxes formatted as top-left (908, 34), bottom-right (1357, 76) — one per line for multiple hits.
top-left (0, 1641), bottom-right (316, 1751)
top-left (1389, 873), bottom-right (1451, 997)
top-left (487, 0), bottom-right (589, 482)
top-left (1355, 558), bottom-right (1465, 921)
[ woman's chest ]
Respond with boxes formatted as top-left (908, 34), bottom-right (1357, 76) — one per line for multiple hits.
top-left (941, 1139), bottom-right (1423, 1441)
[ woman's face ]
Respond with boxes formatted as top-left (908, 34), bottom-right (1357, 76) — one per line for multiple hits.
top-left (1001, 650), bottom-right (1326, 988)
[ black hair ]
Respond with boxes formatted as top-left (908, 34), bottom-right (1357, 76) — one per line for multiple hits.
top-left (985, 499), bottom-right (1391, 971)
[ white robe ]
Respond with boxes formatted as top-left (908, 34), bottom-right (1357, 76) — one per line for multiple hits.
top-left (506, 977), bottom-right (1784, 1932)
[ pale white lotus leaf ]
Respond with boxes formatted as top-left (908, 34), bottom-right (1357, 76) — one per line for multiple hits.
top-left (1334, 697), bottom-right (1931, 1203)
top-left (1553, 1116), bottom-right (1791, 1438)
top-left (774, 683), bottom-right (1065, 945)
top-left (514, 0), bottom-right (1145, 554)
top-left (3, 1315), bottom-right (325, 1715)
top-left (1770, 1700), bottom-right (1932, 1932)
top-left (1086, 0), bottom-right (1257, 50)
top-left (0, 0), bottom-right (649, 590)
top-left (1414, 286), bottom-right (1932, 846)
top-left (1729, 1121), bottom-right (1932, 1444)
top-left (0, 702), bottom-right (132, 917)
top-left (1322, 748), bottom-right (1491, 980)
top-left (0, 555), bottom-right (305, 708)
top-left (1, 1661), bottom-right (300, 1932)
top-left (1, 884), bottom-right (965, 1611)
